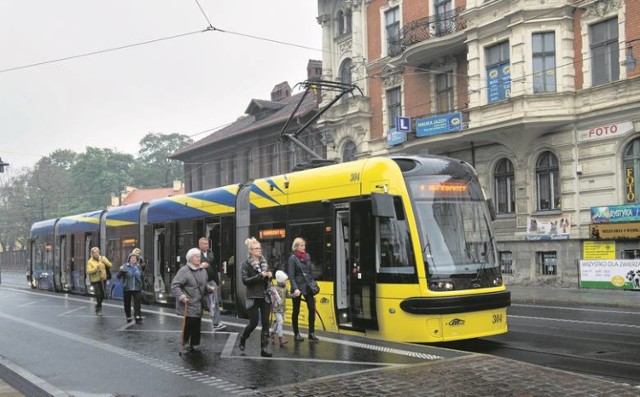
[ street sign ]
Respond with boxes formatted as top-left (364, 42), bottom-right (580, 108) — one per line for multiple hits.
top-left (396, 116), bottom-right (411, 132)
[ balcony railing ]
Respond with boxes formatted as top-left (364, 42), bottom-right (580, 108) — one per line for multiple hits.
top-left (389, 7), bottom-right (466, 57)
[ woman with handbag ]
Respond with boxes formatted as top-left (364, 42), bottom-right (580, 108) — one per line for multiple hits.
top-left (287, 237), bottom-right (319, 342)
top-left (239, 237), bottom-right (273, 357)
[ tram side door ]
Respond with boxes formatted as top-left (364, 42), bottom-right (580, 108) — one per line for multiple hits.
top-left (58, 235), bottom-right (67, 292)
top-left (349, 200), bottom-right (379, 330)
top-left (335, 209), bottom-right (351, 325)
top-left (153, 228), bottom-right (168, 297)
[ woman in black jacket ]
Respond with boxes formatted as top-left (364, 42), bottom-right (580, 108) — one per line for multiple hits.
top-left (239, 237), bottom-right (273, 357)
top-left (287, 237), bottom-right (319, 342)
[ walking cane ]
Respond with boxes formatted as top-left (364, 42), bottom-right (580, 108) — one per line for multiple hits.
top-left (178, 302), bottom-right (188, 356)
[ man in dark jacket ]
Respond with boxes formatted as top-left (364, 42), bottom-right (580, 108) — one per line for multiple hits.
top-left (199, 237), bottom-right (225, 330)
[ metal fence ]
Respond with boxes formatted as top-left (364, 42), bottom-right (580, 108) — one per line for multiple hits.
top-left (0, 250), bottom-right (28, 272)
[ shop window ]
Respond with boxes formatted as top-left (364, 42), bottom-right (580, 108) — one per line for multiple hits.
top-left (386, 87), bottom-right (402, 129)
top-left (622, 249), bottom-right (640, 259)
top-left (536, 151), bottom-right (560, 211)
top-left (499, 251), bottom-right (513, 274)
top-left (342, 140), bottom-right (357, 163)
top-left (590, 18), bottom-right (619, 86)
top-left (537, 251), bottom-right (557, 275)
top-left (385, 7), bottom-right (400, 56)
top-left (486, 41), bottom-right (511, 103)
top-left (532, 32), bottom-right (556, 93)
top-left (494, 158), bottom-right (515, 214)
top-left (436, 72), bottom-right (454, 113)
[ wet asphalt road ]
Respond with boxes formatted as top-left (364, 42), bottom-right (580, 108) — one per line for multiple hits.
top-left (442, 301), bottom-right (640, 386)
top-left (0, 274), bottom-right (462, 396)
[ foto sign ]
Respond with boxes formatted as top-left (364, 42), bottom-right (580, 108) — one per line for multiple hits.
top-left (578, 121), bottom-right (634, 141)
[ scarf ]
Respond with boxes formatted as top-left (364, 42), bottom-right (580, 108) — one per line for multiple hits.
top-left (294, 250), bottom-right (308, 262)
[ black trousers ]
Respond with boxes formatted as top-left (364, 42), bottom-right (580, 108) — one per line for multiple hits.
top-left (183, 317), bottom-right (202, 346)
top-left (292, 292), bottom-right (316, 334)
top-left (123, 290), bottom-right (142, 318)
top-left (91, 281), bottom-right (105, 309)
top-left (242, 298), bottom-right (270, 339)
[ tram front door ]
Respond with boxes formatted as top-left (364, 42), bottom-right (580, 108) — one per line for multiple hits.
top-left (335, 201), bottom-right (379, 331)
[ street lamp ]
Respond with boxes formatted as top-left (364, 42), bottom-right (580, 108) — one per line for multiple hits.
top-left (622, 45), bottom-right (637, 72)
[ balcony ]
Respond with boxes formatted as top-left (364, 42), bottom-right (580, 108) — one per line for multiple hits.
top-left (389, 7), bottom-right (467, 59)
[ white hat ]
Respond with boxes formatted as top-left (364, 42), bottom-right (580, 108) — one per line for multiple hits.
top-left (275, 270), bottom-right (288, 284)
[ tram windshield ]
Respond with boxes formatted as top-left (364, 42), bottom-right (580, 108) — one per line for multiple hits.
top-left (408, 176), bottom-right (501, 290)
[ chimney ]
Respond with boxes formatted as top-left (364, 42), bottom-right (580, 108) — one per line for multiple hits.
top-left (307, 59), bottom-right (322, 81)
top-left (307, 59), bottom-right (323, 104)
top-left (173, 180), bottom-right (182, 192)
top-left (270, 82), bottom-right (291, 102)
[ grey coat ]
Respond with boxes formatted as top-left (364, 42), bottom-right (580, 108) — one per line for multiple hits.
top-left (171, 264), bottom-right (208, 318)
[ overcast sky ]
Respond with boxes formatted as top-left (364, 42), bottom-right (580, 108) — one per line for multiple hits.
top-left (0, 0), bottom-right (322, 170)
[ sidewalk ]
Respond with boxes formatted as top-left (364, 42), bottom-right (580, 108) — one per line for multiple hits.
top-left (509, 284), bottom-right (640, 308)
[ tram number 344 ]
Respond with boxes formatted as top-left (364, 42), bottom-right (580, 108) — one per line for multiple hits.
top-left (492, 313), bottom-right (504, 324)
top-left (350, 172), bottom-right (360, 182)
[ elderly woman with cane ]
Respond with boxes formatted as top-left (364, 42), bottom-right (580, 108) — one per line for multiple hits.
top-left (172, 247), bottom-right (210, 354)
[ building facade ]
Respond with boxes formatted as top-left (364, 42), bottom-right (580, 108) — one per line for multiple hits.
top-left (357, 0), bottom-right (640, 286)
top-left (171, 61), bottom-right (325, 192)
top-left (317, 0), bottom-right (374, 162)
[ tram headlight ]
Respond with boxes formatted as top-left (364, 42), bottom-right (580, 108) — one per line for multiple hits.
top-left (492, 276), bottom-right (503, 286)
top-left (430, 281), bottom-right (455, 291)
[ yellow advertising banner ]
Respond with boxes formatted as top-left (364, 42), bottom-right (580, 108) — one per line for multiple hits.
top-left (582, 241), bottom-right (616, 260)
top-left (590, 222), bottom-right (640, 240)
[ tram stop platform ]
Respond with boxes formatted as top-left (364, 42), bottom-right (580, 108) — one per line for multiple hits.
top-left (1, 282), bottom-right (640, 396)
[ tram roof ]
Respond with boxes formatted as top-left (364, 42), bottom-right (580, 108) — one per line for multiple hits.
top-left (30, 219), bottom-right (57, 237)
top-left (56, 210), bottom-right (103, 234)
top-left (147, 185), bottom-right (239, 223)
top-left (105, 202), bottom-right (145, 227)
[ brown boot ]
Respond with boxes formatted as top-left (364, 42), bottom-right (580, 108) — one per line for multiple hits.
top-left (279, 336), bottom-right (288, 346)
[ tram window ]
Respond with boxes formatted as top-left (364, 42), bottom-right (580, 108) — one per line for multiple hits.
top-left (107, 239), bottom-right (122, 269)
top-left (378, 216), bottom-right (415, 275)
top-left (177, 231), bottom-right (193, 266)
top-left (289, 222), bottom-right (325, 280)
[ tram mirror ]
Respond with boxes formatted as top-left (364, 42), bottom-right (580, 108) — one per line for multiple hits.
top-left (371, 193), bottom-right (395, 218)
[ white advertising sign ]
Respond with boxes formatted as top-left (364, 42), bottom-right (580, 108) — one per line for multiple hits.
top-left (578, 121), bottom-right (634, 142)
top-left (579, 259), bottom-right (640, 290)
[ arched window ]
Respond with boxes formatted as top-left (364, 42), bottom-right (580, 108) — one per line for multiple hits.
top-left (339, 58), bottom-right (352, 85)
top-left (494, 158), bottom-right (515, 214)
top-left (623, 138), bottom-right (640, 204)
top-left (536, 151), bottom-right (560, 210)
top-left (342, 140), bottom-right (357, 162)
top-left (337, 11), bottom-right (345, 35)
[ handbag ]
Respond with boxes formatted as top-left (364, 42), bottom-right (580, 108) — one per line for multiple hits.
top-left (103, 259), bottom-right (112, 280)
top-left (294, 256), bottom-right (320, 296)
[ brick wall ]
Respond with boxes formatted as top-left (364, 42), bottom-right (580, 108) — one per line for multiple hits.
top-left (404, 69), bottom-right (430, 118)
top-left (573, 8), bottom-right (584, 90)
top-left (627, 0), bottom-right (640, 78)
